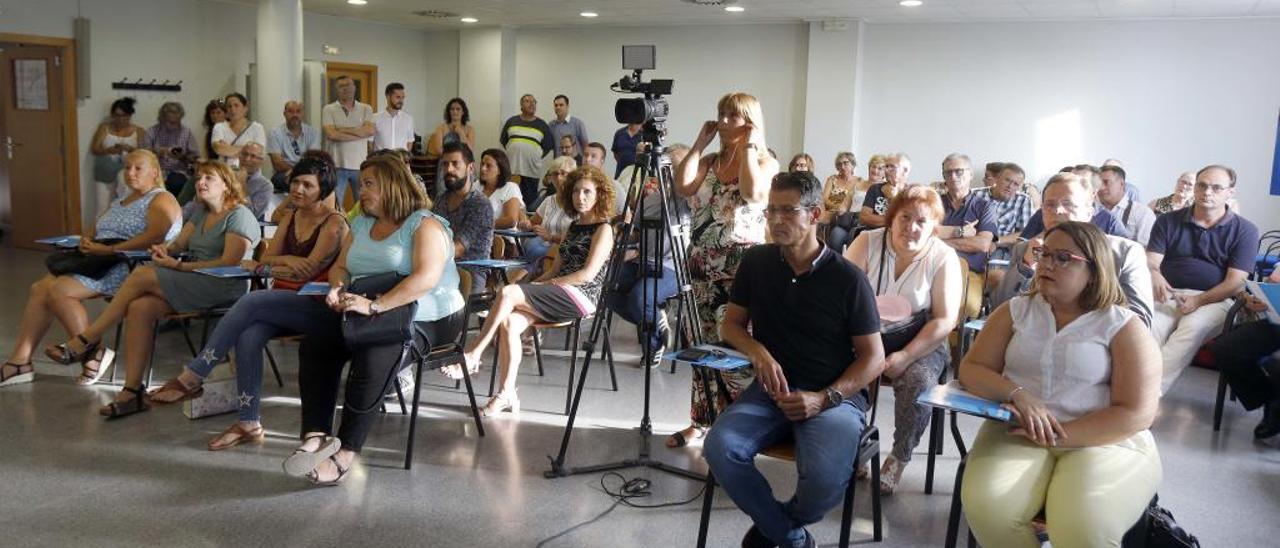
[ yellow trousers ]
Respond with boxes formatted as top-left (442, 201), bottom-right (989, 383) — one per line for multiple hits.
top-left (961, 422), bottom-right (1161, 548)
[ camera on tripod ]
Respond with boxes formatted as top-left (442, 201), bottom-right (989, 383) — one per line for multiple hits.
top-left (613, 45), bottom-right (673, 128)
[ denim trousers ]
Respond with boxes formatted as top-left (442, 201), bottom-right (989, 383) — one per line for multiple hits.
top-left (186, 290), bottom-right (339, 422)
top-left (335, 168), bottom-right (361, 204)
top-left (704, 381), bottom-right (866, 548)
top-left (604, 262), bottom-right (678, 353)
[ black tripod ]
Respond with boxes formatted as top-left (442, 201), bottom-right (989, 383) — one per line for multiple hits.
top-left (545, 122), bottom-right (705, 482)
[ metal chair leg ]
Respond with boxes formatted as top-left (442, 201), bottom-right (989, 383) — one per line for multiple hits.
top-left (405, 356), bottom-right (424, 470)
top-left (1214, 371), bottom-right (1229, 431)
top-left (925, 406), bottom-right (943, 494)
top-left (840, 467), bottom-right (856, 548)
top-left (945, 456), bottom-right (968, 548)
top-left (263, 346), bottom-right (285, 388)
top-left (696, 473), bottom-right (717, 548)
top-left (564, 323), bottom-right (581, 415)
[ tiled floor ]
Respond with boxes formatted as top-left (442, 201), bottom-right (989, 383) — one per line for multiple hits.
top-left (0, 246), bottom-right (1276, 547)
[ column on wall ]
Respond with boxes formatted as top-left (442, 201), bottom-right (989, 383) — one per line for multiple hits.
top-left (255, 0), bottom-right (303, 131)
top-left (801, 19), bottom-right (863, 178)
top-left (459, 27), bottom-right (518, 151)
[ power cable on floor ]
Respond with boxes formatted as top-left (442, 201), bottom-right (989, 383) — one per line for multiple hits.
top-left (534, 472), bottom-right (707, 547)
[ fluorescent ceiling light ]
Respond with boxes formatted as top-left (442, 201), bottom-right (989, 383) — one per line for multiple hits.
top-left (460, 17), bottom-right (478, 23)
top-left (899, 0), bottom-right (923, 7)
top-left (347, 0), bottom-right (367, 5)
top-left (724, 6), bottom-right (745, 13)
top-left (580, 11), bottom-right (599, 18)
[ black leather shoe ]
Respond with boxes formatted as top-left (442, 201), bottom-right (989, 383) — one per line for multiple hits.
top-left (741, 525), bottom-right (776, 548)
top-left (1254, 401), bottom-right (1280, 439)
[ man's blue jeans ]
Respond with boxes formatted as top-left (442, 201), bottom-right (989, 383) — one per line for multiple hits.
top-left (336, 168), bottom-right (360, 204)
top-left (604, 262), bottom-right (678, 353)
top-left (704, 381), bottom-right (866, 547)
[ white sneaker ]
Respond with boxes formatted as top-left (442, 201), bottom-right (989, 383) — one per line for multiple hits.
top-left (385, 367), bottom-right (415, 400)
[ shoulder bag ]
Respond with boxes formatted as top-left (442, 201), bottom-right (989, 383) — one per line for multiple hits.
top-left (876, 232), bottom-right (929, 354)
top-left (45, 238), bottom-right (128, 280)
top-left (340, 272), bottom-right (418, 350)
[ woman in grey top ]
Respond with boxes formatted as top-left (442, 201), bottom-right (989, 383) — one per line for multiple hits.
top-left (47, 160), bottom-right (260, 419)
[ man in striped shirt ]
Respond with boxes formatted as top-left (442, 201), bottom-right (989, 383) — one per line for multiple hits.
top-left (500, 94), bottom-right (555, 206)
top-left (973, 162), bottom-right (1035, 288)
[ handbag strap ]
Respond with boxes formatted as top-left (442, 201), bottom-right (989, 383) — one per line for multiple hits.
top-left (877, 230), bottom-right (888, 295)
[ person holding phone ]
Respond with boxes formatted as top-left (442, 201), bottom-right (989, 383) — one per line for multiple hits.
top-left (142, 101), bottom-right (199, 196)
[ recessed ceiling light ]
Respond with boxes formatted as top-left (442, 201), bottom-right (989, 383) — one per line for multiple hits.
top-left (347, 0), bottom-right (367, 5)
top-left (899, 0), bottom-right (923, 7)
top-left (460, 17), bottom-right (478, 23)
top-left (725, 5), bottom-right (745, 13)
top-left (580, 11), bottom-right (599, 18)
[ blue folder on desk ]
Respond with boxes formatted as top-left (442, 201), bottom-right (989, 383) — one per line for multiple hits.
top-left (296, 282), bottom-right (331, 296)
top-left (458, 259), bottom-right (529, 269)
top-left (116, 250), bottom-right (152, 260)
top-left (35, 235), bottom-right (81, 248)
top-left (917, 381), bottom-right (1013, 423)
top-left (1246, 281), bottom-right (1280, 324)
top-left (194, 266), bottom-right (253, 279)
top-left (494, 228), bottom-right (537, 238)
top-left (664, 344), bottom-right (751, 371)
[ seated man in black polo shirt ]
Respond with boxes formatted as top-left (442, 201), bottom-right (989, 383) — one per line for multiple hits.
top-left (704, 171), bottom-right (885, 548)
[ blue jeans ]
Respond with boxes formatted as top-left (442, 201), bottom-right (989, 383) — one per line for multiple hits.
top-left (186, 290), bottom-right (339, 422)
top-left (604, 262), bottom-right (678, 353)
top-left (704, 381), bottom-right (866, 548)
top-left (336, 168), bottom-right (360, 204)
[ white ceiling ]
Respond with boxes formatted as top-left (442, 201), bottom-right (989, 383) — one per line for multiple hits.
top-left (249, 0), bottom-right (1280, 29)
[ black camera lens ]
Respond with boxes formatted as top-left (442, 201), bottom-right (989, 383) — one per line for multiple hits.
top-left (615, 97), bottom-right (669, 125)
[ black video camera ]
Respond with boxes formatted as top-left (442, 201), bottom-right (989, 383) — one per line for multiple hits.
top-left (613, 45), bottom-right (673, 126)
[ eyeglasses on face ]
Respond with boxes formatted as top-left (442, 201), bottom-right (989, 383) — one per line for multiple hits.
top-left (1194, 182), bottom-right (1231, 194)
top-left (1033, 247), bottom-right (1091, 269)
top-left (763, 205), bottom-right (813, 219)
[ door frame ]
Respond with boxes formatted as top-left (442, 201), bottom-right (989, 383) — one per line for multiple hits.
top-left (325, 61), bottom-right (378, 112)
top-left (0, 32), bottom-right (81, 234)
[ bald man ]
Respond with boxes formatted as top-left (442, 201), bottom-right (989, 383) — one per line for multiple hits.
top-left (267, 100), bottom-right (321, 192)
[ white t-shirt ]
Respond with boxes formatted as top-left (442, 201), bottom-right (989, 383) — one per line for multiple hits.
top-left (322, 101), bottom-right (374, 170)
top-left (861, 229), bottom-right (957, 313)
top-left (373, 109), bottom-right (415, 151)
top-left (487, 181), bottom-right (524, 217)
top-left (210, 121), bottom-right (266, 168)
top-left (536, 195), bottom-right (574, 236)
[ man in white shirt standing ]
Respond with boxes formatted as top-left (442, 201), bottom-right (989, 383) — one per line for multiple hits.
top-left (373, 82), bottom-right (414, 153)
top-left (322, 75), bottom-right (375, 205)
top-left (1098, 164), bottom-right (1156, 246)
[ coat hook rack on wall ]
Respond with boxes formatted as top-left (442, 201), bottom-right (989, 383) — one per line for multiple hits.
top-left (111, 78), bottom-right (182, 92)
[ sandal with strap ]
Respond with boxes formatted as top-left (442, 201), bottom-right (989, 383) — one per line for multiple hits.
top-left (307, 454), bottom-right (352, 486)
top-left (45, 334), bottom-right (99, 365)
top-left (75, 347), bottom-right (115, 386)
top-left (441, 353), bottom-right (479, 380)
top-left (208, 422), bottom-right (265, 451)
top-left (99, 386), bottom-right (151, 419)
top-left (665, 426), bottom-right (707, 448)
top-left (283, 434), bottom-right (340, 477)
top-left (149, 377), bottom-right (205, 405)
top-left (0, 363), bottom-right (35, 388)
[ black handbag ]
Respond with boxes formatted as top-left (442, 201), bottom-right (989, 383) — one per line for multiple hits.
top-left (1143, 502), bottom-right (1201, 547)
top-left (875, 232), bottom-right (928, 354)
top-left (340, 272), bottom-right (418, 350)
top-left (44, 238), bottom-right (128, 280)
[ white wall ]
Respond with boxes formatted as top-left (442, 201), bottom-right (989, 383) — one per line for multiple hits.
top-left (856, 18), bottom-right (1280, 234)
top-left (512, 23), bottom-right (808, 175)
top-left (1, 0), bottom-right (452, 228)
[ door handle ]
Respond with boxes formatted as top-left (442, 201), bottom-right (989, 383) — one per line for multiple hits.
top-left (4, 136), bottom-right (21, 160)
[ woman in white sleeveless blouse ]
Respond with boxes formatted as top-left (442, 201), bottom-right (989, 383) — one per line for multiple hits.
top-left (959, 221), bottom-right (1162, 548)
top-left (844, 185), bottom-right (962, 494)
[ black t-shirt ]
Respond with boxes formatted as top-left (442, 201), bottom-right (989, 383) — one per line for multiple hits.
top-left (862, 183), bottom-right (890, 215)
top-left (728, 244), bottom-right (881, 395)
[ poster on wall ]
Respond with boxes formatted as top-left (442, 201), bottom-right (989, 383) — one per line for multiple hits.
top-left (13, 59), bottom-right (50, 111)
top-left (1272, 110), bottom-right (1280, 196)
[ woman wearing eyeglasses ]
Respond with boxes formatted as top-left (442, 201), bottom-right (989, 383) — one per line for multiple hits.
top-left (959, 220), bottom-right (1162, 548)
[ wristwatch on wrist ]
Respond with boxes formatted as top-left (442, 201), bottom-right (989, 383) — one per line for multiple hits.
top-left (369, 300), bottom-right (382, 315)
top-left (953, 226), bottom-right (963, 238)
top-left (824, 386), bottom-right (844, 410)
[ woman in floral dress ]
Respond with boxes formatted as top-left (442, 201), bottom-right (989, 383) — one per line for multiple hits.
top-left (669, 92), bottom-right (779, 447)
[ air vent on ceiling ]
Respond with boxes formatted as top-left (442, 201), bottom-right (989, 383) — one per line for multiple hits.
top-left (683, 0), bottom-right (731, 6)
top-left (412, 10), bottom-right (459, 19)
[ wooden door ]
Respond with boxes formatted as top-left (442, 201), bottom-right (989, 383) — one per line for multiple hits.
top-left (1, 41), bottom-right (74, 249)
top-left (324, 61), bottom-right (378, 112)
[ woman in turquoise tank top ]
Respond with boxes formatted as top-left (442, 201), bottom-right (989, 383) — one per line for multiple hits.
top-left (286, 155), bottom-right (465, 486)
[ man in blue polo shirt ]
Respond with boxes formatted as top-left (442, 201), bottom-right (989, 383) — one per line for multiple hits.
top-left (705, 170), bottom-right (885, 548)
top-left (1147, 164), bottom-right (1259, 393)
top-left (935, 153), bottom-right (997, 318)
